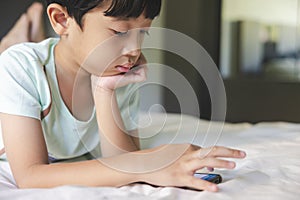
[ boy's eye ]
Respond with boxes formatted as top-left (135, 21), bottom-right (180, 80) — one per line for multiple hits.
top-left (113, 30), bottom-right (128, 36)
top-left (112, 29), bottom-right (150, 36)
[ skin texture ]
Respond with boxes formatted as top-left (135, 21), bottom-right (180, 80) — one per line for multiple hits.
top-left (0, 2), bottom-right (247, 191)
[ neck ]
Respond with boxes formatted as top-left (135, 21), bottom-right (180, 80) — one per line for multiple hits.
top-left (55, 41), bottom-right (85, 80)
top-left (54, 41), bottom-right (94, 121)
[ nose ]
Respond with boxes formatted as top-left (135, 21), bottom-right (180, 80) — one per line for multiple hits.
top-left (127, 48), bottom-right (141, 57)
top-left (123, 29), bottom-right (143, 58)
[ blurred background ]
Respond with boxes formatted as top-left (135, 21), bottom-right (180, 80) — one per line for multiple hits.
top-left (2, 0), bottom-right (300, 123)
top-left (146, 0), bottom-right (300, 123)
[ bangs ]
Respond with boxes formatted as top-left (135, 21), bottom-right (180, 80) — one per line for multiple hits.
top-left (104, 0), bottom-right (161, 19)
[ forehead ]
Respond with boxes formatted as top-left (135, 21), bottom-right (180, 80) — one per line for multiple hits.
top-left (86, 6), bottom-right (153, 28)
top-left (107, 15), bottom-right (152, 27)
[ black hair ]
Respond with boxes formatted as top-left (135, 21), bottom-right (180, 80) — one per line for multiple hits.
top-left (45, 0), bottom-right (161, 28)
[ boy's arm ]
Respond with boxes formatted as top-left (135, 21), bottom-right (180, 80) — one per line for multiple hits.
top-left (94, 89), bottom-right (140, 157)
top-left (0, 113), bottom-right (139, 188)
top-left (0, 113), bottom-right (246, 191)
top-left (92, 53), bottom-right (146, 157)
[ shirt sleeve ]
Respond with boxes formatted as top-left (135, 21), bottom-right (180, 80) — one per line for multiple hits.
top-left (116, 83), bottom-right (140, 131)
top-left (0, 48), bottom-right (44, 120)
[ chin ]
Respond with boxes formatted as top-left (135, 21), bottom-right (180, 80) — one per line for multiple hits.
top-left (95, 71), bottom-right (122, 77)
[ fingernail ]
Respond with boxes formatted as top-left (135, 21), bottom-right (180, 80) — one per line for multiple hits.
top-left (240, 151), bottom-right (246, 157)
top-left (229, 161), bottom-right (235, 168)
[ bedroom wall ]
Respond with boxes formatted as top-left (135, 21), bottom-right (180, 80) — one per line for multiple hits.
top-left (162, 0), bottom-right (221, 120)
top-left (222, 0), bottom-right (298, 25)
top-left (221, 0), bottom-right (300, 123)
top-left (161, 0), bottom-right (300, 123)
top-left (220, 0), bottom-right (299, 78)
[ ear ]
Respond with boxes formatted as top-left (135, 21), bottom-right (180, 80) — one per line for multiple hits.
top-left (47, 4), bottom-right (70, 35)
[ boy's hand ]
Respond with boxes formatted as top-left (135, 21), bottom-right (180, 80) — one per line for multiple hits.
top-left (140, 144), bottom-right (246, 192)
top-left (91, 54), bottom-right (147, 93)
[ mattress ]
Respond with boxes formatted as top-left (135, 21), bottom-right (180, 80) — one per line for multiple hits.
top-left (0, 112), bottom-right (299, 200)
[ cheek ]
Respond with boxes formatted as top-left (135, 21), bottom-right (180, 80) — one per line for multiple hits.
top-left (81, 37), bottom-right (125, 76)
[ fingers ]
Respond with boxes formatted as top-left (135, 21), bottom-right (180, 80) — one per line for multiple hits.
top-left (90, 65), bottom-right (147, 92)
top-left (124, 65), bottom-right (147, 82)
top-left (195, 146), bottom-right (246, 159)
top-left (206, 167), bottom-right (214, 172)
top-left (189, 157), bottom-right (236, 171)
top-left (184, 176), bottom-right (218, 192)
top-left (145, 144), bottom-right (245, 192)
top-left (182, 146), bottom-right (246, 192)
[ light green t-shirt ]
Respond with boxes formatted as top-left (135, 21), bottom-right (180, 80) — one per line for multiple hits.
top-left (0, 38), bottom-right (140, 161)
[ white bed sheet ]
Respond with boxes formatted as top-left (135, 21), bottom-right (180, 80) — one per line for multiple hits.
top-left (0, 113), bottom-right (300, 200)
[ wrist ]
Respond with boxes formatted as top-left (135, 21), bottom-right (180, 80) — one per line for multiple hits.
top-left (135, 171), bottom-right (158, 186)
top-left (113, 170), bottom-right (143, 186)
top-left (93, 87), bottom-right (115, 102)
top-left (91, 74), bottom-right (116, 95)
top-left (127, 172), bottom-right (145, 184)
top-left (93, 86), bottom-right (114, 95)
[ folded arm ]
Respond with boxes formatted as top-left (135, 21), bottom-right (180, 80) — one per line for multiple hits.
top-left (1, 113), bottom-right (246, 191)
top-left (0, 113), bottom-right (139, 188)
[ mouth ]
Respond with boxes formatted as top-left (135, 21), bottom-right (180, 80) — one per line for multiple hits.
top-left (116, 64), bottom-right (134, 73)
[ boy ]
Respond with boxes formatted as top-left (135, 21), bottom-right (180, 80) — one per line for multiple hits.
top-left (0, 0), bottom-right (246, 191)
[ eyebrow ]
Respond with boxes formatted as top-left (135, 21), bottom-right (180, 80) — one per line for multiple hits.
top-left (105, 15), bottom-right (152, 28)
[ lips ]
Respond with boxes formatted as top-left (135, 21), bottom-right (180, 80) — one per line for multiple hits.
top-left (116, 64), bottom-right (134, 73)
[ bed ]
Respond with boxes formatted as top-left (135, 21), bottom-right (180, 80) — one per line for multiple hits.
top-left (1, 112), bottom-right (300, 199)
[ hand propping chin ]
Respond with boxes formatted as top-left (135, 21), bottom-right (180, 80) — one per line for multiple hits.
top-left (91, 65), bottom-right (147, 93)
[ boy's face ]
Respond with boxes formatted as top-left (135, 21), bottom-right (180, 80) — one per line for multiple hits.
top-left (66, 5), bottom-right (152, 76)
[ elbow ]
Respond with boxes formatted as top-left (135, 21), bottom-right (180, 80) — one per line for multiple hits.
top-left (14, 165), bottom-right (49, 189)
top-left (16, 178), bottom-right (36, 189)
top-left (15, 175), bottom-right (44, 189)
top-left (16, 181), bottom-right (33, 189)
top-left (16, 176), bottom-right (53, 189)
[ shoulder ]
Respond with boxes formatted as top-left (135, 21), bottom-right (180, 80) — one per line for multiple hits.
top-left (0, 39), bottom-right (58, 118)
top-left (0, 38), bottom-right (59, 85)
top-left (0, 38), bottom-right (58, 70)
